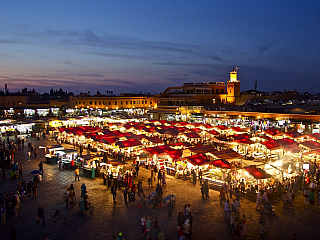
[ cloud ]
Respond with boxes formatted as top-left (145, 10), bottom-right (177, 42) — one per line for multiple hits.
top-left (208, 55), bottom-right (223, 61)
top-left (258, 43), bottom-right (274, 55)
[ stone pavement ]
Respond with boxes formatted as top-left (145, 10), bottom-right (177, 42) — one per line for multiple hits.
top-left (1, 136), bottom-right (320, 240)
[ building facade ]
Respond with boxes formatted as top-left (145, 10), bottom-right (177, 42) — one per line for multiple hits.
top-left (158, 68), bottom-right (241, 106)
top-left (69, 94), bottom-right (157, 110)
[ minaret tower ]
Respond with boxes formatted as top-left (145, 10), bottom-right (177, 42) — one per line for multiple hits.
top-left (227, 66), bottom-right (240, 103)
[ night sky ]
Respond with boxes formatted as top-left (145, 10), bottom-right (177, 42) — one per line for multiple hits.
top-left (1, 1), bottom-right (319, 95)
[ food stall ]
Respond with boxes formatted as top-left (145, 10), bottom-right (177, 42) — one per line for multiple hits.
top-left (100, 161), bottom-right (125, 177)
top-left (81, 155), bottom-right (101, 178)
top-left (55, 149), bottom-right (80, 170)
top-left (202, 159), bottom-right (232, 188)
top-left (39, 145), bottom-right (64, 164)
top-left (176, 153), bottom-right (209, 180)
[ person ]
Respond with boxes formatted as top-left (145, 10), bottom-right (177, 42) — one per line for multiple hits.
top-left (123, 188), bottom-right (128, 204)
top-left (81, 183), bottom-right (86, 197)
top-left (240, 179), bottom-right (245, 197)
top-left (153, 217), bottom-right (159, 240)
top-left (192, 169), bottom-right (197, 185)
top-left (141, 214), bottom-right (146, 235)
top-left (135, 164), bottom-right (139, 176)
top-left (167, 198), bottom-right (174, 219)
top-left (75, 167), bottom-right (80, 181)
top-left (303, 188), bottom-right (310, 208)
top-left (117, 232), bottom-right (124, 240)
top-left (79, 196), bottom-right (84, 212)
top-left (224, 199), bottom-right (230, 221)
top-left (156, 184), bottom-right (163, 199)
top-left (199, 169), bottom-right (202, 184)
top-left (38, 161), bottom-right (43, 174)
top-left (232, 199), bottom-right (238, 213)
top-left (162, 172), bottom-right (167, 186)
top-left (259, 211), bottom-right (267, 235)
top-left (309, 190), bottom-right (315, 210)
top-left (262, 192), bottom-right (269, 211)
top-left (282, 191), bottom-right (288, 212)
top-left (32, 181), bottom-right (38, 199)
top-left (235, 187), bottom-right (241, 208)
top-left (187, 212), bottom-right (193, 234)
top-left (255, 192), bottom-right (262, 210)
top-left (240, 214), bottom-right (247, 239)
top-left (146, 216), bottom-right (152, 239)
top-left (37, 204), bottom-right (45, 225)
top-left (220, 187), bottom-right (226, 205)
top-left (66, 188), bottom-right (70, 208)
top-left (177, 212), bottom-right (186, 230)
top-left (157, 229), bottom-right (165, 240)
top-left (111, 184), bottom-right (117, 201)
top-left (34, 147), bottom-right (38, 158)
top-left (223, 182), bottom-right (229, 199)
top-left (18, 164), bottom-right (23, 178)
top-left (131, 183), bottom-right (136, 197)
top-left (0, 203), bottom-right (6, 225)
top-left (9, 226), bottom-right (17, 240)
top-left (183, 204), bottom-right (189, 217)
top-left (183, 219), bottom-right (191, 240)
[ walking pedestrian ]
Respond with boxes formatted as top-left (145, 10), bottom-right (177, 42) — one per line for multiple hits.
top-left (81, 183), bottom-right (86, 197)
top-left (153, 217), bottom-right (159, 240)
top-left (138, 181), bottom-right (143, 197)
top-left (220, 187), bottom-right (226, 205)
top-left (167, 199), bottom-right (174, 219)
top-left (240, 179), bottom-right (246, 198)
top-left (123, 188), bottom-right (128, 204)
top-left (75, 167), bottom-right (80, 181)
top-left (259, 211), bottom-right (267, 235)
top-left (224, 200), bottom-right (230, 221)
top-left (38, 161), bottom-right (43, 174)
top-left (309, 189), bottom-right (315, 210)
top-left (198, 169), bottom-right (202, 184)
top-left (34, 147), bottom-right (38, 158)
top-left (141, 214), bottom-right (146, 235)
top-left (183, 219), bottom-right (191, 240)
top-left (111, 184), bottom-right (117, 201)
top-left (187, 212), bottom-right (193, 235)
top-left (32, 181), bottom-right (38, 199)
top-left (0, 203), bottom-right (6, 225)
top-left (240, 214), bottom-right (247, 239)
top-left (37, 204), bottom-right (45, 225)
top-left (177, 212), bottom-right (186, 230)
top-left (18, 164), bottom-right (23, 178)
top-left (255, 192), bottom-right (261, 210)
top-left (117, 232), bottom-right (124, 240)
top-left (146, 216), bottom-right (152, 239)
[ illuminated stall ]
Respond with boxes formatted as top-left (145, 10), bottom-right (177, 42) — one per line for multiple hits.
top-left (39, 145), bottom-right (65, 164)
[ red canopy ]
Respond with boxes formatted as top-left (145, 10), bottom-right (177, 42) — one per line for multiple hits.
top-left (300, 141), bottom-right (320, 150)
top-left (210, 159), bottom-right (231, 169)
top-left (159, 149), bottom-right (182, 160)
top-left (170, 142), bottom-right (192, 147)
top-left (145, 136), bottom-right (163, 144)
top-left (116, 139), bottom-right (142, 148)
top-left (244, 165), bottom-right (271, 179)
top-left (184, 132), bottom-right (201, 139)
top-left (184, 153), bottom-right (208, 166)
top-left (144, 145), bottom-right (173, 155)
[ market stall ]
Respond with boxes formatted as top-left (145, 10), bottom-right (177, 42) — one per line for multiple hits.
top-left (39, 145), bottom-right (64, 164)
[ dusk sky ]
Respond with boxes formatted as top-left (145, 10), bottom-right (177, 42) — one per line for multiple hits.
top-left (1, 1), bottom-right (319, 95)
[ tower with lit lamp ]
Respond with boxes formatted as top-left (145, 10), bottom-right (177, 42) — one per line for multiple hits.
top-left (227, 66), bottom-right (240, 103)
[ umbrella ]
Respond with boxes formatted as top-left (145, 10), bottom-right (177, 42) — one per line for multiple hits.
top-left (30, 170), bottom-right (42, 174)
